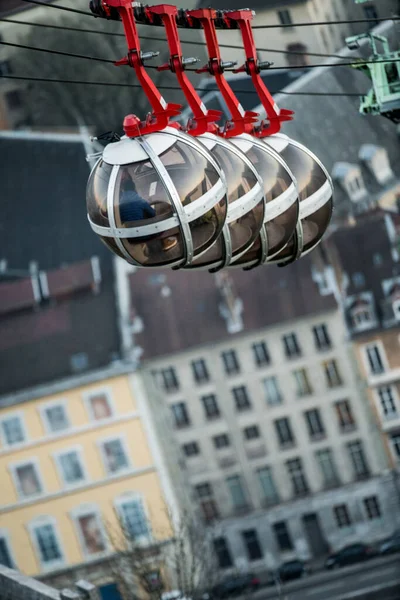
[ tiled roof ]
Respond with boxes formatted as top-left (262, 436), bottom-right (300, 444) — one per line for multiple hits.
top-left (129, 256), bottom-right (337, 360)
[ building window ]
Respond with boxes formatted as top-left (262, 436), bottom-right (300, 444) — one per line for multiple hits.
top-left (313, 324), bottom-right (331, 350)
top-left (117, 497), bottom-right (149, 542)
top-left (286, 458), bottom-right (309, 496)
top-left (226, 475), bottom-right (248, 510)
top-left (252, 342), bottom-right (270, 367)
top-left (182, 442), bottom-right (200, 457)
top-left (0, 61), bottom-right (12, 77)
top-left (316, 449), bottom-right (339, 487)
top-left (274, 417), bottom-right (295, 447)
top-left (213, 433), bottom-right (230, 449)
top-left (56, 448), bottom-right (86, 486)
top-left (323, 359), bottom-right (343, 388)
top-left (304, 408), bottom-right (325, 439)
top-left (214, 537), bottom-right (233, 569)
top-left (221, 350), bottom-right (240, 375)
top-left (334, 504), bottom-right (352, 528)
top-left (6, 90), bottom-right (22, 110)
top-left (191, 359), bottom-right (210, 384)
top-left (201, 394), bottom-right (220, 420)
top-left (286, 43), bottom-right (309, 67)
top-left (13, 461), bottom-right (42, 498)
top-left (363, 496), bottom-right (381, 520)
top-left (282, 333), bottom-right (301, 358)
top-left (100, 438), bottom-right (130, 474)
top-left (244, 425), bottom-right (260, 441)
top-left (293, 368), bottom-right (313, 397)
top-left (273, 521), bottom-right (293, 551)
top-left (263, 376), bottom-right (282, 405)
top-left (1, 414), bottom-right (25, 446)
top-left (161, 367), bottom-right (180, 392)
top-left (31, 522), bottom-right (63, 568)
top-left (242, 529), bottom-right (263, 561)
top-left (335, 399), bottom-right (356, 432)
top-left (86, 390), bottom-right (113, 421)
top-left (75, 510), bottom-right (106, 556)
top-left (257, 466), bottom-right (279, 505)
top-left (42, 403), bottom-right (69, 433)
top-left (277, 9), bottom-right (293, 25)
top-left (232, 386), bottom-right (252, 412)
top-left (195, 483), bottom-right (219, 522)
top-left (363, 4), bottom-right (378, 23)
top-left (391, 434), bottom-right (400, 460)
top-left (171, 402), bottom-right (191, 428)
top-left (352, 307), bottom-right (373, 329)
top-left (377, 386), bottom-right (399, 419)
top-left (347, 440), bottom-right (370, 479)
top-left (365, 344), bottom-right (385, 375)
top-left (0, 537), bottom-right (13, 568)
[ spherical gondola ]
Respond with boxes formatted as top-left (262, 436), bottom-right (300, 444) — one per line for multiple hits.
top-left (263, 134), bottom-right (333, 264)
top-left (228, 134), bottom-right (299, 269)
top-left (86, 127), bottom-right (228, 268)
top-left (185, 132), bottom-right (265, 271)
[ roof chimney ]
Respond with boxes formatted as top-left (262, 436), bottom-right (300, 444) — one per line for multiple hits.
top-left (215, 272), bottom-right (243, 334)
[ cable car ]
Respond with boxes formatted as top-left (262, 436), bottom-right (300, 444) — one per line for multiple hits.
top-left (263, 134), bottom-right (333, 262)
top-left (86, 127), bottom-right (228, 268)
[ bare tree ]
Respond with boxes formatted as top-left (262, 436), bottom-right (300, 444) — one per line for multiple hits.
top-left (9, 11), bottom-right (175, 134)
top-left (105, 507), bottom-right (219, 600)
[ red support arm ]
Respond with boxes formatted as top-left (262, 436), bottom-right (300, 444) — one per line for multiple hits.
top-left (96, 0), bottom-right (181, 136)
top-left (147, 4), bottom-right (222, 136)
top-left (188, 8), bottom-right (259, 138)
top-left (224, 9), bottom-right (294, 136)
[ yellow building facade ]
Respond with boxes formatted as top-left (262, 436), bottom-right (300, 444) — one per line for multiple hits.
top-left (0, 368), bottom-right (176, 584)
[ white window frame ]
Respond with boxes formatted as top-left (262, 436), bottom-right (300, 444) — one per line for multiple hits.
top-left (53, 445), bottom-right (88, 488)
top-left (114, 492), bottom-right (152, 546)
top-left (97, 434), bottom-right (131, 476)
top-left (305, 408), bottom-right (325, 437)
top-left (293, 368), bottom-right (312, 396)
top-left (313, 324), bottom-right (331, 349)
top-left (363, 495), bottom-right (382, 521)
top-left (191, 359), bottom-right (209, 384)
top-left (375, 386), bottom-right (400, 421)
top-left (70, 503), bottom-right (108, 559)
top-left (352, 306), bottom-right (373, 331)
top-left (27, 516), bottom-right (65, 571)
top-left (83, 387), bottom-right (115, 422)
top-left (316, 448), bottom-right (338, 486)
top-left (361, 341), bottom-right (388, 376)
top-left (263, 376), bottom-right (282, 405)
top-left (282, 332), bottom-right (301, 357)
top-left (0, 411), bottom-right (27, 448)
top-left (0, 529), bottom-right (16, 569)
top-left (9, 457), bottom-right (45, 500)
top-left (324, 359), bottom-right (342, 388)
top-left (39, 399), bottom-right (70, 435)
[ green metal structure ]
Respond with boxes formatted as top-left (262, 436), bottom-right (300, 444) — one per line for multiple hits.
top-left (346, 32), bottom-right (400, 123)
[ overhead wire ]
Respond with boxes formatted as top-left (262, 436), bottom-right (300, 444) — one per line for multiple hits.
top-left (20, 0), bottom-right (400, 28)
top-left (1, 40), bottom-right (397, 71)
top-left (0, 17), bottom-right (349, 60)
top-left (0, 74), bottom-right (367, 97)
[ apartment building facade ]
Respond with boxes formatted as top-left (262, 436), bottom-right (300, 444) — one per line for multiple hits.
top-left (323, 208), bottom-right (400, 484)
top-left (0, 368), bottom-right (177, 592)
top-left (122, 257), bottom-right (400, 574)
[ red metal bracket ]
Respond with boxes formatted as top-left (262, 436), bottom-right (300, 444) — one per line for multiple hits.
top-left (187, 8), bottom-right (259, 138)
top-left (223, 9), bottom-right (294, 136)
top-left (97, 0), bottom-right (181, 136)
top-left (147, 4), bottom-right (222, 136)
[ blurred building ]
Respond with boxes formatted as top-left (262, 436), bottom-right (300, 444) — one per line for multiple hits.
top-left (0, 131), bottom-right (186, 597)
top-left (116, 255), bottom-right (400, 574)
top-left (320, 207), bottom-right (400, 492)
top-left (195, 0), bottom-right (398, 69)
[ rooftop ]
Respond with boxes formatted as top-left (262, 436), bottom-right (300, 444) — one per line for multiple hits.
top-left (0, 131), bottom-right (120, 399)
